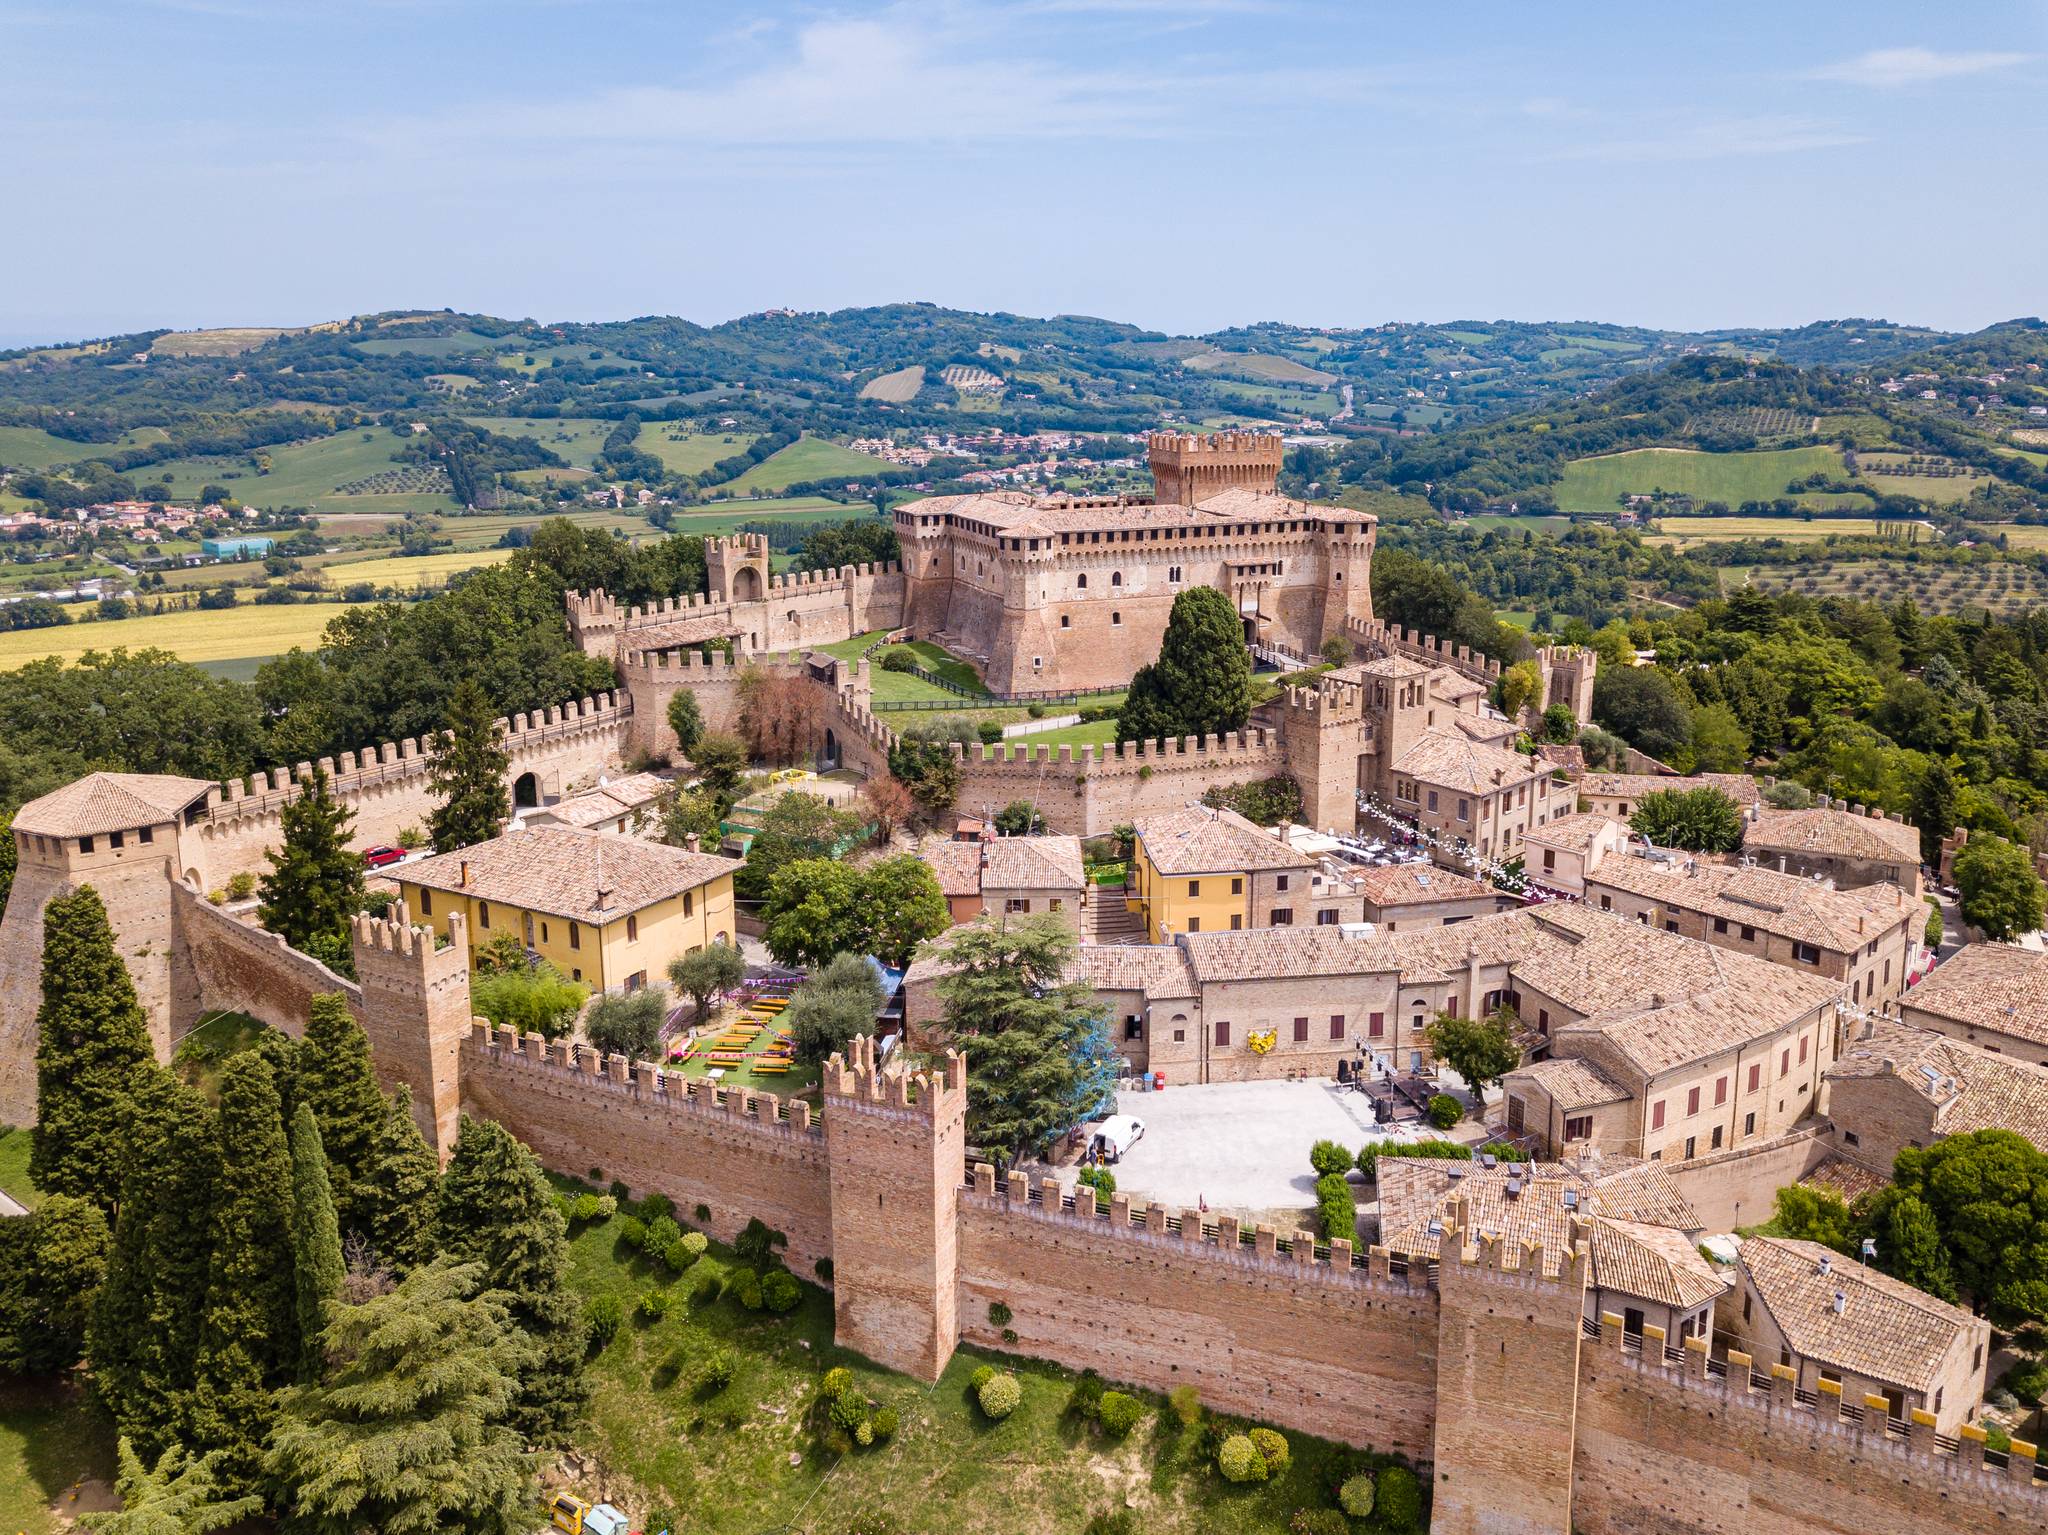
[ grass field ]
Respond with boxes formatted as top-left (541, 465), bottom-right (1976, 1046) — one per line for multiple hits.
top-left (1554, 445), bottom-right (1851, 514)
top-left (1184, 350), bottom-right (1337, 386)
top-left (719, 439), bottom-right (883, 495)
top-left (0, 1382), bottom-right (116, 1535)
top-left (463, 416), bottom-right (618, 469)
top-left (0, 600), bottom-right (360, 670)
top-left (644, 430), bottom-right (758, 477)
top-left (557, 1192), bottom-right (1404, 1535)
top-left (1649, 514), bottom-right (1890, 546)
top-left (1990, 524), bottom-right (2048, 549)
top-left (136, 428), bottom-right (459, 517)
top-left (150, 325), bottom-right (301, 356)
top-left (321, 547), bottom-right (516, 588)
top-left (858, 365), bottom-right (924, 402)
top-left (0, 1125), bottom-right (37, 1209)
top-left (352, 329), bottom-right (506, 358)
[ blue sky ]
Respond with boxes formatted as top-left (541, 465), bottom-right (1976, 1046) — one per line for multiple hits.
top-left (4, 0), bottom-right (2044, 344)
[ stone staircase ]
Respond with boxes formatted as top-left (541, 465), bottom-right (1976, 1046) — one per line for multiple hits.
top-left (1083, 887), bottom-right (1148, 946)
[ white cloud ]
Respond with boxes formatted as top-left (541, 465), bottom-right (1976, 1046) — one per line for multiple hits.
top-left (1808, 47), bottom-right (2031, 88)
top-left (1550, 115), bottom-right (1867, 164)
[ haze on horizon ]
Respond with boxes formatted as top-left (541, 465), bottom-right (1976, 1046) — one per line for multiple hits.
top-left (3, 0), bottom-right (2044, 347)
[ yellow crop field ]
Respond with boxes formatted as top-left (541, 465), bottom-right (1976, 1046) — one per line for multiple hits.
top-left (0, 601), bottom-right (364, 670)
top-left (859, 365), bottom-right (924, 402)
top-left (1649, 515), bottom-right (1886, 546)
top-left (321, 548), bottom-right (514, 587)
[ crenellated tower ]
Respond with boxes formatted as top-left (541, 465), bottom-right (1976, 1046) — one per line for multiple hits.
top-left (351, 904), bottom-right (474, 1161)
top-left (822, 1036), bottom-right (968, 1381)
top-left (1146, 430), bottom-right (1283, 504)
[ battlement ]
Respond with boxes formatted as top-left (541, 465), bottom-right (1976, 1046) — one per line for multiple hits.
top-left (1347, 616), bottom-right (1504, 684)
top-left (350, 903), bottom-right (467, 968)
top-left (1439, 1202), bottom-right (1590, 1290)
top-left (468, 1020), bottom-right (824, 1138)
top-left (1145, 429), bottom-right (1286, 460)
top-left (1281, 676), bottom-right (1366, 722)
top-left (823, 1034), bottom-right (966, 1119)
top-left (945, 727), bottom-right (1281, 771)
top-left (1147, 430), bottom-right (1283, 503)
top-left (964, 1160), bottom-right (1431, 1295)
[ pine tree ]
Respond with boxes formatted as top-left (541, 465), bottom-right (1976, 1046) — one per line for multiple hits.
top-left (1911, 758), bottom-right (1958, 867)
top-left (78, 1439), bottom-right (259, 1535)
top-left (257, 767), bottom-right (365, 955)
top-left (1116, 585), bottom-right (1253, 746)
top-left (434, 1117), bottom-right (588, 1443)
top-left (361, 1088), bottom-right (439, 1275)
top-left (266, 1261), bottom-right (534, 1535)
top-left (89, 1068), bottom-right (220, 1461)
top-left (287, 1104), bottom-right (344, 1385)
top-left (0, 1193), bottom-right (109, 1375)
top-left (188, 1054), bottom-right (298, 1489)
top-left (298, 992), bottom-right (389, 1241)
top-left (426, 678), bottom-right (511, 852)
top-left (30, 886), bottom-right (156, 1213)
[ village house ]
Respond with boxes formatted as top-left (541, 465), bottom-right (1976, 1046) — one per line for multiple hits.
top-left (1384, 726), bottom-right (1561, 864)
top-left (1895, 942), bottom-right (2048, 1067)
top-left (1520, 810), bottom-right (1631, 897)
top-left (1825, 1014), bottom-right (2048, 1171)
top-left (519, 771), bottom-right (671, 838)
top-left (1725, 1236), bottom-right (1989, 1435)
top-left (1574, 771), bottom-right (1762, 822)
top-left (1350, 861), bottom-right (1506, 930)
top-left (1128, 805), bottom-right (1353, 941)
top-left (916, 832), bottom-right (1086, 933)
top-left (394, 826), bottom-right (740, 992)
top-left (1743, 802), bottom-right (1924, 895)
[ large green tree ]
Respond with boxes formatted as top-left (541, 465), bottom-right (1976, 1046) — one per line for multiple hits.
top-left (257, 766), bottom-right (365, 960)
top-left (860, 855), bottom-right (950, 967)
top-left (1910, 758), bottom-right (1958, 867)
top-left (297, 992), bottom-right (389, 1242)
top-left (360, 1088), bottom-right (440, 1276)
top-left (188, 1054), bottom-right (299, 1488)
top-left (733, 792), bottom-right (867, 903)
top-left (30, 886), bottom-right (156, 1212)
top-left (433, 1117), bottom-right (587, 1444)
top-left (89, 1069), bottom-right (220, 1459)
top-left (1875, 1130), bottom-right (2048, 1325)
top-left (1954, 833), bottom-right (2045, 942)
top-left (266, 1261), bottom-right (534, 1535)
top-left (286, 1103), bottom-right (345, 1384)
top-left (0, 1193), bottom-right (109, 1375)
top-left (782, 953), bottom-right (886, 1064)
top-left (1117, 585), bottom-right (1253, 746)
top-left (761, 855), bottom-right (947, 969)
top-left (1631, 786), bottom-right (1745, 853)
top-left (79, 1440), bottom-right (260, 1535)
top-left (1591, 666), bottom-right (1693, 766)
top-left (425, 677), bottom-right (512, 853)
top-left (931, 914), bottom-right (1102, 1162)
top-left (668, 942), bottom-right (746, 1023)
top-left (666, 687), bottom-right (704, 757)
top-left (1423, 1007), bottom-right (1523, 1092)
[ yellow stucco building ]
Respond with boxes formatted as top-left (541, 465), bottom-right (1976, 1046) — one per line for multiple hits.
top-left (395, 826), bottom-right (741, 992)
top-left (1128, 806), bottom-right (1318, 943)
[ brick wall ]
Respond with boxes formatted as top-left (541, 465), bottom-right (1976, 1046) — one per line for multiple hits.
top-left (169, 881), bottom-right (362, 1041)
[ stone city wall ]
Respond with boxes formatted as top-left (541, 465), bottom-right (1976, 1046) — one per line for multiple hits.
top-left (1572, 1325), bottom-right (2043, 1534)
top-left (1665, 1125), bottom-right (1834, 1234)
top-left (167, 880), bottom-right (361, 1042)
top-left (1347, 618), bottom-right (1502, 687)
top-left (955, 1170), bottom-right (1440, 1461)
top-left (567, 560), bottom-right (905, 660)
top-left (458, 1024), bottom-right (835, 1274)
top-left (948, 730), bottom-right (1292, 836)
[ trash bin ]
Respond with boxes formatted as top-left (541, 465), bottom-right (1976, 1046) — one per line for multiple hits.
top-left (1152, 1070), bottom-right (1165, 1092)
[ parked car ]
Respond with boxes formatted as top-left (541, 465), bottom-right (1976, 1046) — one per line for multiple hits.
top-left (1089, 1115), bottom-right (1145, 1163)
top-left (362, 845), bottom-right (406, 869)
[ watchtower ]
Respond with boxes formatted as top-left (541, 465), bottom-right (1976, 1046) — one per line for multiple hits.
top-left (1536, 645), bottom-right (1597, 726)
top-left (822, 1036), bottom-right (968, 1381)
top-left (706, 533), bottom-right (771, 605)
top-left (351, 904), bottom-right (474, 1161)
top-left (1146, 430), bottom-right (1283, 504)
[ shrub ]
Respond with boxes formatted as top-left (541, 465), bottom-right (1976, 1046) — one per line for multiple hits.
top-left (1315, 1172), bottom-right (1356, 1243)
top-left (1924, 900), bottom-right (1943, 948)
top-left (639, 1289), bottom-right (673, 1321)
top-left (1068, 1370), bottom-right (1105, 1418)
top-left (646, 1214), bottom-right (682, 1252)
top-left (1292, 1511), bottom-right (1350, 1535)
top-left (969, 1364), bottom-right (996, 1391)
top-left (585, 1294), bottom-right (624, 1351)
top-left (1217, 1434), bottom-right (1268, 1483)
top-left (987, 1301), bottom-right (1013, 1328)
top-left (1076, 1164), bottom-right (1115, 1199)
top-left (1168, 1384), bottom-right (1202, 1427)
top-left (663, 1230), bottom-right (708, 1273)
top-left (1309, 1139), bottom-right (1355, 1177)
top-left (207, 889), bottom-right (226, 906)
top-left (1248, 1426), bottom-right (1289, 1472)
top-left (869, 1405), bottom-right (898, 1440)
top-left (879, 646), bottom-right (917, 672)
top-left (853, 1420), bottom-right (874, 1447)
top-left (729, 1267), bottom-right (765, 1310)
top-left (977, 721), bottom-right (1003, 745)
top-left (1374, 1466), bottom-right (1422, 1530)
top-left (1426, 1094), bottom-right (1463, 1130)
top-left (689, 1269), bottom-right (722, 1306)
top-left (618, 1216), bottom-right (648, 1251)
top-left (609, 1179), bottom-right (631, 1203)
top-left (761, 1269), bottom-right (803, 1313)
top-left (1097, 1391), bottom-right (1144, 1439)
top-left (225, 872), bottom-right (256, 901)
top-left (640, 1192), bottom-right (676, 1224)
top-left (1475, 1140), bottom-right (1529, 1163)
top-left (1356, 1137), bottom-right (1474, 1180)
top-left (815, 1257), bottom-right (834, 1282)
top-left (571, 1192), bottom-right (604, 1224)
top-left (820, 1366), bottom-right (854, 1398)
top-left (698, 1347), bottom-right (738, 1393)
top-left (829, 1387), bottom-right (868, 1431)
top-left (976, 1370), bottom-right (1021, 1419)
top-left (1338, 1473), bottom-right (1375, 1518)
top-left (694, 1203), bottom-right (711, 1222)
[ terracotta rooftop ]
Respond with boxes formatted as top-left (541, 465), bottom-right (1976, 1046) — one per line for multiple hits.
top-left (1511, 1056), bottom-right (1631, 1111)
top-left (1899, 944), bottom-right (2048, 1050)
top-left (1352, 861), bottom-right (1500, 910)
top-left (918, 834), bottom-right (1086, 897)
top-left (899, 483), bottom-right (1367, 539)
top-left (1745, 805), bottom-right (1921, 866)
top-left (526, 772), bottom-right (670, 830)
top-left (1577, 772), bottom-right (1762, 807)
top-left (398, 826), bottom-right (741, 924)
top-left (1391, 728), bottom-right (1543, 796)
top-left (1738, 1236), bottom-right (1982, 1392)
top-left (1136, 805), bottom-right (1309, 877)
top-left (13, 772), bottom-right (215, 839)
top-left (1830, 1016), bottom-right (2048, 1153)
top-left (1073, 944), bottom-right (1198, 997)
top-left (1586, 851), bottom-right (1917, 952)
top-left (1522, 811), bottom-right (1626, 857)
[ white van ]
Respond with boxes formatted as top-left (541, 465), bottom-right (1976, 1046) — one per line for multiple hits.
top-left (1089, 1115), bottom-right (1146, 1163)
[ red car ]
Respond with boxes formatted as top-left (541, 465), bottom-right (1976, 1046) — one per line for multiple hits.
top-left (362, 845), bottom-right (406, 869)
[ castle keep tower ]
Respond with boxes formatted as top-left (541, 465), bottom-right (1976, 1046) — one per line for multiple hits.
top-left (823, 1037), bottom-right (968, 1381)
top-left (1147, 430), bottom-right (1284, 504)
top-left (706, 532), bottom-right (771, 605)
top-left (351, 904), bottom-right (473, 1161)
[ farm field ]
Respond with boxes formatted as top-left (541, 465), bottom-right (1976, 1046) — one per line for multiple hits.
top-left (718, 438), bottom-right (882, 494)
top-left (1736, 560), bottom-right (2048, 615)
top-left (351, 329), bottom-right (507, 358)
top-left (1648, 514), bottom-right (1891, 547)
top-left (1851, 452), bottom-right (1992, 504)
top-left (464, 416), bottom-right (617, 468)
top-left (0, 599), bottom-right (362, 670)
top-left (1989, 524), bottom-right (2048, 549)
top-left (1184, 350), bottom-right (1336, 385)
top-left (858, 364), bottom-right (924, 402)
top-left (643, 430), bottom-right (759, 477)
top-left (1554, 445), bottom-right (1853, 514)
top-left (137, 428), bottom-right (459, 516)
top-left (320, 547), bottom-right (515, 588)
top-left (150, 325), bottom-right (303, 356)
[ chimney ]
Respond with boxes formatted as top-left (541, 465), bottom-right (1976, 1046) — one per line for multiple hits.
top-left (1817, 1253), bottom-right (1832, 1277)
top-left (460, 859), bottom-right (470, 889)
top-left (684, 832), bottom-right (701, 853)
top-left (1832, 1291), bottom-right (1846, 1315)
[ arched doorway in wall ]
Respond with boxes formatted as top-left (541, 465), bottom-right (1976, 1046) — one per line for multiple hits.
top-left (732, 566), bottom-right (763, 602)
top-left (821, 727), bottom-right (840, 770)
top-left (513, 772), bottom-right (540, 809)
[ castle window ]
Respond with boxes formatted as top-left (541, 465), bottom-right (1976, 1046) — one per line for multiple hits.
top-left (420, 889), bottom-right (432, 915)
top-left (78, 835), bottom-right (94, 853)
top-left (1369, 1012), bottom-right (1385, 1038)
top-left (1111, 571), bottom-right (1122, 586)
top-left (1112, 612), bottom-right (1121, 626)
top-left (137, 825), bottom-right (152, 843)
top-left (1169, 565), bottom-right (1182, 583)
top-left (1061, 615), bottom-right (1070, 628)
top-left (1564, 1115), bottom-right (1592, 1142)
top-left (1330, 1015), bottom-right (1345, 1039)
top-left (542, 922), bottom-right (549, 942)
top-left (1187, 880), bottom-right (1200, 897)
top-left (1076, 573), bottom-right (1087, 589)
top-left (109, 830), bottom-right (123, 850)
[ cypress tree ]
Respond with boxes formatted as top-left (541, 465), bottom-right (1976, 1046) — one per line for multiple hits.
top-left (256, 766), bottom-right (365, 957)
top-left (89, 1068), bottom-right (219, 1461)
top-left (1116, 584), bottom-right (1253, 746)
top-left (30, 887), bottom-right (156, 1213)
top-left (361, 1087), bottom-right (440, 1275)
top-left (298, 992), bottom-right (388, 1241)
top-left (250, 1028), bottom-right (302, 1127)
top-left (286, 1104), bottom-right (344, 1385)
top-left (189, 1054), bottom-right (298, 1489)
top-left (434, 1116), bottom-right (587, 1443)
top-left (0, 1194), bottom-right (110, 1375)
top-left (426, 678), bottom-right (512, 852)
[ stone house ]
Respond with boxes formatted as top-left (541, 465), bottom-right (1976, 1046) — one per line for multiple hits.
top-left (917, 833), bottom-right (1086, 933)
top-left (1825, 1014), bottom-right (2048, 1171)
top-left (1726, 1236), bottom-right (1989, 1435)
top-left (1896, 943), bottom-right (2048, 1067)
top-left (1743, 803), bottom-right (1924, 895)
top-left (1128, 806), bottom-right (1353, 941)
top-left (520, 771), bottom-right (672, 838)
top-left (1383, 726), bottom-right (1562, 865)
top-left (1351, 861), bottom-right (1507, 930)
top-left (1520, 811), bottom-right (1631, 897)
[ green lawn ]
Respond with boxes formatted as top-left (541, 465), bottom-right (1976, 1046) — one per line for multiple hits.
top-left (463, 416), bottom-right (619, 469)
top-left (134, 428), bottom-right (460, 517)
top-left (0, 1382), bottom-right (116, 1535)
top-left (172, 1010), bottom-right (279, 1104)
top-left (644, 431), bottom-right (760, 477)
top-left (868, 640), bottom-right (989, 704)
top-left (720, 439), bottom-right (885, 495)
top-left (557, 1190), bottom-right (1418, 1534)
top-left (0, 1125), bottom-right (39, 1209)
top-left (1012, 717), bottom-right (1121, 749)
top-left (1554, 445), bottom-right (1851, 514)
